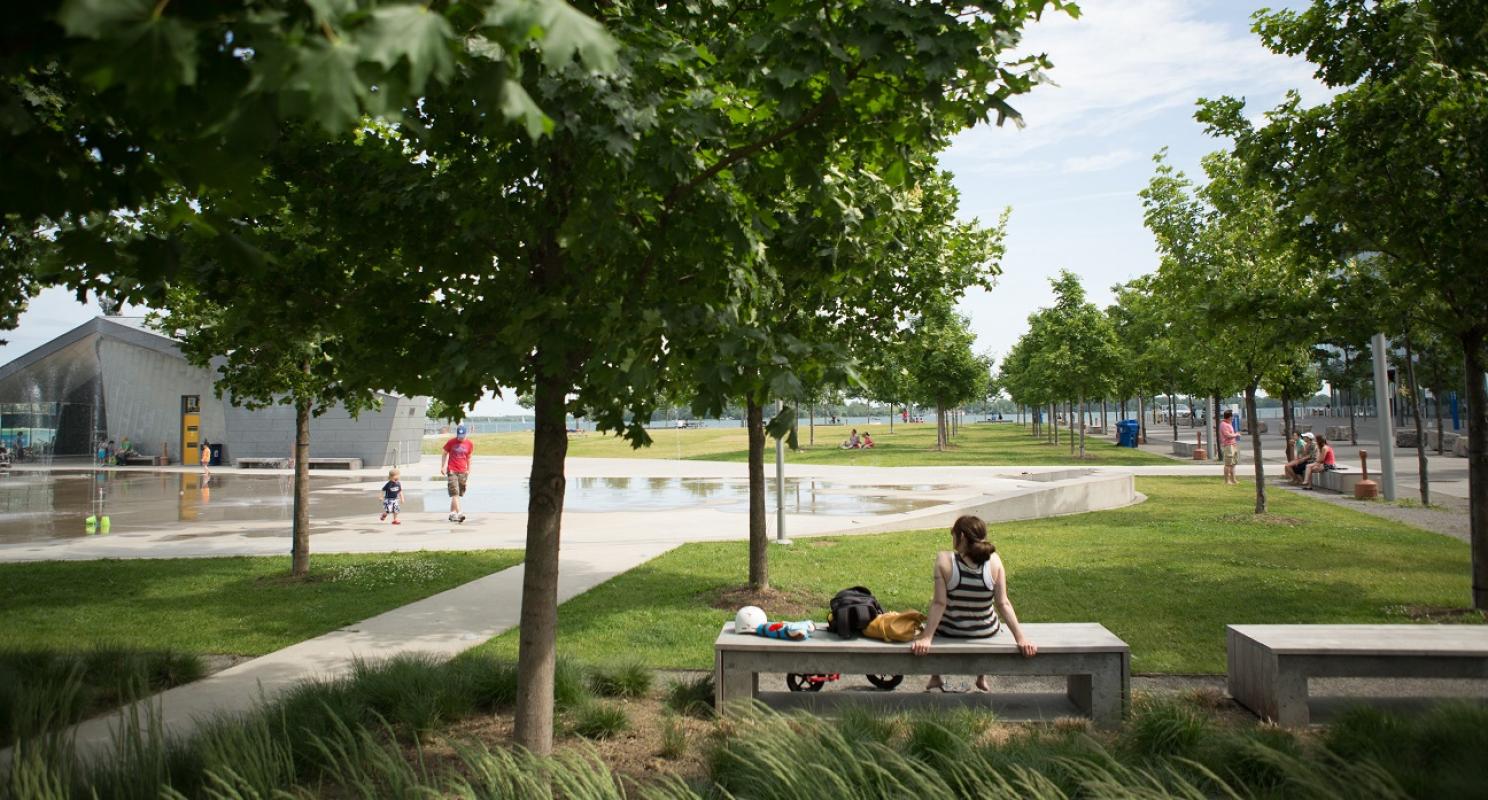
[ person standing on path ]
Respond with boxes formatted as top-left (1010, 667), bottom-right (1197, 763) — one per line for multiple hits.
top-left (1219, 410), bottom-right (1239, 485)
top-left (200, 437), bottom-right (212, 479)
top-left (441, 424), bottom-right (473, 523)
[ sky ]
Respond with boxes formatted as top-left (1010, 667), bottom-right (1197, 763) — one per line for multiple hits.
top-left (0, 0), bottom-right (1328, 416)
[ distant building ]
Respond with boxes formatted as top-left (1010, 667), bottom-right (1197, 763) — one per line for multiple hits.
top-left (0, 316), bottom-right (424, 467)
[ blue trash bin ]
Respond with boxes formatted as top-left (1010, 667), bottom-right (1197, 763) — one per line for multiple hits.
top-left (1116, 420), bottom-right (1139, 448)
top-left (208, 443), bottom-right (224, 466)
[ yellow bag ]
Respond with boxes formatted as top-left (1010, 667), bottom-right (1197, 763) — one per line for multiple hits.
top-left (864, 611), bottom-right (927, 642)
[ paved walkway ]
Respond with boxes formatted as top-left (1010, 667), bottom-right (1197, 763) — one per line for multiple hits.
top-left (17, 538), bottom-right (677, 764)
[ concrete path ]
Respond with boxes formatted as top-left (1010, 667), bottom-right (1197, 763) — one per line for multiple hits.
top-left (21, 538), bottom-right (676, 764)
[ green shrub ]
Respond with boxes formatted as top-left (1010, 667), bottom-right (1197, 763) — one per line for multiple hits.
top-left (835, 705), bottom-right (900, 746)
top-left (350, 653), bottom-right (472, 734)
top-left (554, 657), bottom-right (594, 709)
top-left (658, 714), bottom-right (687, 759)
top-left (589, 659), bottom-right (654, 698)
top-left (1121, 698), bottom-right (1211, 760)
top-left (571, 702), bottom-right (630, 740)
top-left (449, 652), bottom-right (521, 710)
top-left (665, 674), bottom-right (715, 718)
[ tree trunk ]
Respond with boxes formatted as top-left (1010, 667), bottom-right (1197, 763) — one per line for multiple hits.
top-left (1078, 394), bottom-right (1087, 459)
top-left (1170, 391), bottom-right (1178, 441)
top-left (1050, 402), bottom-right (1057, 445)
top-left (887, 404), bottom-right (892, 435)
top-left (746, 398), bottom-right (768, 590)
top-left (1403, 335), bottom-right (1430, 506)
top-left (1213, 396), bottom-right (1223, 462)
top-left (1068, 401), bottom-right (1075, 455)
top-left (1461, 329), bottom-right (1488, 610)
top-left (809, 403), bottom-right (815, 446)
top-left (1349, 385), bottom-right (1358, 445)
top-left (1436, 382), bottom-right (1447, 454)
top-left (1282, 393), bottom-right (1295, 462)
top-left (514, 369), bottom-right (571, 754)
top-left (290, 397), bottom-right (312, 577)
top-left (1138, 393), bottom-right (1146, 444)
top-left (1246, 382), bottom-right (1266, 514)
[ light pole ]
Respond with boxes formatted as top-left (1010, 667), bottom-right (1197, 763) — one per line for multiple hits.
top-left (1370, 332), bottom-right (1397, 501)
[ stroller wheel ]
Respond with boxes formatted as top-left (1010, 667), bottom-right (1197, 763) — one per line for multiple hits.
top-left (786, 674), bottom-right (826, 692)
top-left (865, 674), bottom-right (903, 690)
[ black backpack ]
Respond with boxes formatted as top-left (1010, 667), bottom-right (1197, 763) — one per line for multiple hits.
top-left (827, 586), bottom-right (883, 638)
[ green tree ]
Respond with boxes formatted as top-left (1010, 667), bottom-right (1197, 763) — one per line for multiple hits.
top-left (2, 1), bottom-right (617, 325)
top-left (1200, 0), bottom-right (1488, 603)
top-left (1028, 271), bottom-right (1120, 459)
top-left (1142, 151), bottom-right (1317, 512)
top-left (307, 0), bottom-right (1075, 753)
top-left (902, 305), bottom-right (988, 451)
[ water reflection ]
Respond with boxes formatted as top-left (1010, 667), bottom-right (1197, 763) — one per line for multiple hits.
top-left (0, 471), bottom-right (945, 545)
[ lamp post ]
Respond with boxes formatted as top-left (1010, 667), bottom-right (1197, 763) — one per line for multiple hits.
top-left (1370, 332), bottom-right (1397, 501)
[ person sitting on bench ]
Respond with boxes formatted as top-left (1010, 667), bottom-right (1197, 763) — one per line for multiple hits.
top-left (911, 515), bottom-right (1037, 692)
top-left (1302, 435), bottom-right (1336, 490)
top-left (1286, 432), bottom-right (1317, 485)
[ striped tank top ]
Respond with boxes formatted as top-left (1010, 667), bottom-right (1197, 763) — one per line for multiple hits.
top-left (940, 555), bottom-right (1001, 639)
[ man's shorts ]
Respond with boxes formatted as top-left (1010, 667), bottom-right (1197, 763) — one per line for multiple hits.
top-left (1222, 444), bottom-right (1239, 466)
top-left (382, 498), bottom-right (400, 514)
top-left (447, 471), bottom-right (469, 497)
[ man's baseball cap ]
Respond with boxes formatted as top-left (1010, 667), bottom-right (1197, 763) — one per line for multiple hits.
top-left (1302, 432), bottom-right (1315, 439)
top-left (455, 425), bottom-right (468, 436)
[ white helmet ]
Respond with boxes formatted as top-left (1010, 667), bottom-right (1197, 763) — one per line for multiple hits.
top-left (735, 605), bottom-right (766, 633)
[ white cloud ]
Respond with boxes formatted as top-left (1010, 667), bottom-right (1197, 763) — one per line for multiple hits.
top-left (1061, 148), bottom-right (1140, 173)
top-left (946, 0), bottom-right (1328, 173)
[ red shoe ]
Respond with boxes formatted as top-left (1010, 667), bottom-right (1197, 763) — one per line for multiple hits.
top-left (391, 520), bottom-right (401, 525)
top-left (379, 512), bottom-right (387, 521)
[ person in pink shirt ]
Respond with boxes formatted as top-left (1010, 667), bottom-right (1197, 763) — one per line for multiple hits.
top-left (441, 424), bottom-right (474, 523)
top-left (1219, 409), bottom-right (1240, 485)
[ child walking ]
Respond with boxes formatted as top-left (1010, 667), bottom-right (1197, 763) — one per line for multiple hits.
top-left (380, 468), bottom-right (403, 524)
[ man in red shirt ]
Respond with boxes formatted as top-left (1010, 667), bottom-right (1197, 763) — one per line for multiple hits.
top-left (1219, 409), bottom-right (1240, 485)
top-left (441, 424), bottom-right (474, 523)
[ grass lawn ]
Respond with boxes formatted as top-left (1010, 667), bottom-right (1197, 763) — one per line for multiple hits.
top-left (428, 419), bottom-right (1173, 466)
top-left (474, 478), bottom-right (1476, 674)
top-left (0, 550), bottom-right (523, 656)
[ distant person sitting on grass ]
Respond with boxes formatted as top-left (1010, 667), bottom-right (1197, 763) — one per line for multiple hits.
top-left (912, 515), bottom-right (1036, 692)
top-left (840, 428), bottom-right (860, 449)
top-left (441, 424), bottom-right (473, 523)
top-left (861, 432), bottom-right (875, 449)
top-left (1302, 435), bottom-right (1336, 490)
top-left (380, 468), bottom-right (403, 525)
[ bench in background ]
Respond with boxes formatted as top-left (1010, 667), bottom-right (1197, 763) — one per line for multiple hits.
top-left (1228, 624), bottom-right (1488, 727)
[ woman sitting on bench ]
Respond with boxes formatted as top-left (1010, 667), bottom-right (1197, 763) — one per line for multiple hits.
top-left (1301, 435), bottom-right (1336, 490)
top-left (911, 515), bottom-right (1037, 691)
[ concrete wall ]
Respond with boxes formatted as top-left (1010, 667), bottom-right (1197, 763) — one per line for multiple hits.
top-left (222, 393), bottom-right (426, 468)
top-left (98, 338), bottom-right (226, 459)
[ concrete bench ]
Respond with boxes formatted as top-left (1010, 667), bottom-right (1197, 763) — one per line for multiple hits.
top-left (1310, 468), bottom-right (1363, 494)
top-left (1455, 437), bottom-right (1470, 457)
top-left (1243, 421), bottom-right (1268, 434)
top-left (308, 457), bottom-right (362, 470)
top-left (714, 622), bottom-right (1130, 728)
top-left (1228, 625), bottom-right (1488, 726)
top-left (1171, 441), bottom-right (1197, 457)
top-left (121, 455), bottom-right (156, 466)
top-left (1325, 426), bottom-right (1351, 440)
top-left (236, 458), bottom-right (290, 469)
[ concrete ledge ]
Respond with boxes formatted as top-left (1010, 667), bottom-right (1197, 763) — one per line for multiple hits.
top-left (1312, 469), bottom-right (1363, 494)
top-left (1171, 441), bottom-right (1198, 457)
top-left (1325, 426), bottom-right (1351, 440)
top-left (831, 472), bottom-right (1137, 536)
top-left (1455, 437), bottom-right (1470, 457)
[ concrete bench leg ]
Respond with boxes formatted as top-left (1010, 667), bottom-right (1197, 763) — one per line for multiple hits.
top-left (1065, 658), bottom-right (1124, 729)
top-left (1229, 632), bottom-right (1310, 726)
top-left (714, 651), bottom-right (757, 713)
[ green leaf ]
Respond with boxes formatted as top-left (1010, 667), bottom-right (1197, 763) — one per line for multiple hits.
top-left (765, 405), bottom-right (797, 441)
top-left (500, 79), bottom-right (552, 139)
top-left (291, 43), bottom-right (364, 133)
top-left (56, 0), bottom-right (152, 38)
top-left (359, 5), bottom-right (456, 93)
